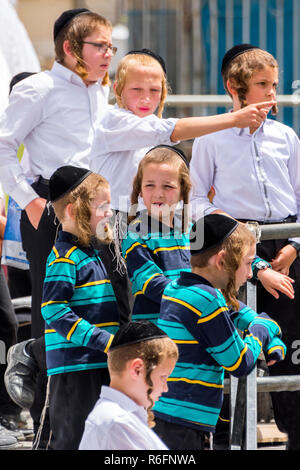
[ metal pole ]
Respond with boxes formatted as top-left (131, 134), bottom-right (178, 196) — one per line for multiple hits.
top-left (245, 282), bottom-right (257, 450)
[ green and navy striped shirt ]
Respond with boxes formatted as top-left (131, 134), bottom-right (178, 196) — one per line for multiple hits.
top-left (42, 231), bottom-right (120, 376)
top-left (155, 271), bottom-right (283, 433)
top-left (122, 213), bottom-right (191, 324)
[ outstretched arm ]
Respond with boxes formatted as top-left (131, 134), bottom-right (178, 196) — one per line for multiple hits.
top-left (171, 101), bottom-right (276, 142)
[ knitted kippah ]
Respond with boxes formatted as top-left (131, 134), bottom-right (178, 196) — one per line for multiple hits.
top-left (109, 320), bottom-right (167, 351)
top-left (49, 165), bottom-right (92, 202)
top-left (53, 8), bottom-right (90, 41)
top-left (221, 43), bottom-right (259, 74)
top-left (126, 48), bottom-right (167, 75)
top-left (190, 214), bottom-right (238, 255)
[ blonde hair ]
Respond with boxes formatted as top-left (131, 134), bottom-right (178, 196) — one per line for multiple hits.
top-left (52, 172), bottom-right (111, 247)
top-left (108, 336), bottom-right (178, 428)
top-left (114, 53), bottom-right (169, 118)
top-left (54, 11), bottom-right (112, 86)
top-left (222, 48), bottom-right (278, 115)
top-left (191, 224), bottom-right (256, 310)
top-left (129, 146), bottom-right (191, 232)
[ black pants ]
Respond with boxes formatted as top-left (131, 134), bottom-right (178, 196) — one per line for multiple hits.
top-left (154, 417), bottom-right (205, 450)
top-left (49, 368), bottom-right (110, 450)
top-left (0, 266), bottom-right (21, 416)
top-left (256, 238), bottom-right (300, 449)
top-left (7, 266), bottom-right (32, 300)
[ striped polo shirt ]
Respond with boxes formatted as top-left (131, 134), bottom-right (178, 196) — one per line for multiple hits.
top-left (41, 231), bottom-right (120, 376)
top-left (122, 213), bottom-right (191, 324)
top-left (155, 271), bottom-right (282, 432)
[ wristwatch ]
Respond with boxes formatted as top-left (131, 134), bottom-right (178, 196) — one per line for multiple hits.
top-left (288, 241), bottom-right (300, 257)
top-left (252, 259), bottom-right (271, 279)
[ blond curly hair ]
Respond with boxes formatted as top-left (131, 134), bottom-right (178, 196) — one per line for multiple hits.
top-left (52, 173), bottom-right (111, 247)
top-left (191, 223), bottom-right (256, 310)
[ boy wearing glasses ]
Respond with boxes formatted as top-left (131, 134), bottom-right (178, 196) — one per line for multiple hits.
top-left (0, 9), bottom-right (123, 447)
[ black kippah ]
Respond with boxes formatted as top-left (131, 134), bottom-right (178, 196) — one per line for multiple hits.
top-left (53, 8), bottom-right (90, 41)
top-left (221, 43), bottom-right (259, 74)
top-left (109, 320), bottom-right (167, 351)
top-left (190, 214), bottom-right (238, 256)
top-left (49, 165), bottom-right (92, 203)
top-left (126, 48), bottom-right (167, 75)
top-left (146, 144), bottom-right (189, 167)
top-left (9, 72), bottom-right (37, 95)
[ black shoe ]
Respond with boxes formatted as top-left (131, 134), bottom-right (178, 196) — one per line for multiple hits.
top-left (0, 414), bottom-right (33, 441)
top-left (4, 339), bottom-right (38, 410)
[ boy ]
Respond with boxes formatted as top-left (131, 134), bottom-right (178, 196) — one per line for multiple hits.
top-left (79, 320), bottom-right (178, 450)
top-left (41, 165), bottom-right (120, 450)
top-left (190, 44), bottom-right (300, 449)
top-left (154, 214), bottom-right (286, 450)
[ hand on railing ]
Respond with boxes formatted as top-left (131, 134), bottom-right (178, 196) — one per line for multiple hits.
top-left (257, 267), bottom-right (294, 299)
top-left (270, 244), bottom-right (298, 276)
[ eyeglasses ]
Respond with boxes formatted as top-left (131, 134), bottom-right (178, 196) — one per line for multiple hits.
top-left (82, 41), bottom-right (118, 56)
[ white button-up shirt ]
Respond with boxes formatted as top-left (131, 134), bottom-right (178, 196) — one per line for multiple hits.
top-left (190, 119), bottom-right (300, 243)
top-left (91, 105), bottom-right (178, 211)
top-left (0, 61), bottom-right (110, 209)
top-left (79, 386), bottom-right (168, 450)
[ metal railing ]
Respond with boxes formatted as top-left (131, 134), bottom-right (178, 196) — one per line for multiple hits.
top-left (224, 222), bottom-right (300, 450)
top-left (165, 94), bottom-right (300, 108)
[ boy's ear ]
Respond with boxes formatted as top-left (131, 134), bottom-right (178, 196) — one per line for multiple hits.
top-left (63, 39), bottom-right (74, 59)
top-left (130, 358), bottom-right (144, 378)
top-left (226, 79), bottom-right (238, 97)
top-left (65, 202), bottom-right (75, 221)
top-left (215, 249), bottom-right (226, 270)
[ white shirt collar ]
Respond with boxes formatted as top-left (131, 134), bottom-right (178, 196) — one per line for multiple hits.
top-left (51, 61), bottom-right (103, 89)
top-left (101, 386), bottom-right (148, 423)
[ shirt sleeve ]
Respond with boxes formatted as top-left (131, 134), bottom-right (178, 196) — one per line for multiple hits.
top-left (98, 107), bottom-right (179, 153)
top-left (186, 296), bottom-right (280, 377)
top-left (229, 301), bottom-right (258, 331)
top-left (0, 83), bottom-right (44, 208)
top-left (190, 136), bottom-right (219, 219)
top-left (122, 231), bottom-right (170, 304)
top-left (41, 254), bottom-right (113, 353)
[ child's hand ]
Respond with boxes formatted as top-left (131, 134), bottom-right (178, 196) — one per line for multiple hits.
top-left (271, 244), bottom-right (297, 276)
top-left (234, 100), bottom-right (276, 128)
top-left (257, 267), bottom-right (295, 299)
top-left (265, 337), bottom-right (286, 365)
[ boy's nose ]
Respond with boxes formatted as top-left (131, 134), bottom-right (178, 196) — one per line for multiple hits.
top-left (268, 88), bottom-right (276, 99)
